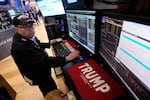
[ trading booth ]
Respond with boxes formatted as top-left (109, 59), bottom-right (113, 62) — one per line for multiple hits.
top-left (35, 0), bottom-right (150, 99)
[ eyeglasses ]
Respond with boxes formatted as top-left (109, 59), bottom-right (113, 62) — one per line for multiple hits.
top-left (17, 24), bottom-right (34, 29)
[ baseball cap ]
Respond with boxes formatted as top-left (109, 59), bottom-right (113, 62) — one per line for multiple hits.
top-left (12, 14), bottom-right (35, 27)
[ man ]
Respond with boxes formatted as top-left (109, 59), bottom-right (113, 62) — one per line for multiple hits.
top-left (11, 14), bottom-right (80, 96)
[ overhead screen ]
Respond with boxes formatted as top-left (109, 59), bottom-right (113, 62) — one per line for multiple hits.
top-left (66, 10), bottom-right (96, 54)
top-left (99, 13), bottom-right (150, 99)
top-left (36, 0), bottom-right (65, 17)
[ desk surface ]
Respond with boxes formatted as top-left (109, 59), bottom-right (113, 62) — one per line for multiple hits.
top-left (0, 56), bottom-right (44, 100)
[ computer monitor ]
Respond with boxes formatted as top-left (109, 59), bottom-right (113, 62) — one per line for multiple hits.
top-left (8, 9), bottom-right (16, 20)
top-left (62, 0), bottom-right (85, 9)
top-left (99, 12), bottom-right (150, 99)
top-left (66, 10), bottom-right (97, 54)
top-left (35, 0), bottom-right (65, 17)
top-left (0, 0), bottom-right (9, 5)
top-left (55, 16), bottom-right (66, 33)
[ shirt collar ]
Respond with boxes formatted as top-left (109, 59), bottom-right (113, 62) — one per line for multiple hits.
top-left (28, 36), bottom-right (36, 41)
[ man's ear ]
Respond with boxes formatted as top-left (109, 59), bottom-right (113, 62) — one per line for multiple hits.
top-left (15, 27), bottom-right (21, 34)
top-left (14, 27), bottom-right (18, 32)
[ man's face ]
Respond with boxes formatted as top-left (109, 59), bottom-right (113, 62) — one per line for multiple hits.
top-left (15, 23), bottom-right (34, 38)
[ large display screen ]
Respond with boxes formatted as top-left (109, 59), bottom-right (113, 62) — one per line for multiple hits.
top-left (36, 0), bottom-right (65, 17)
top-left (66, 10), bottom-right (96, 54)
top-left (115, 20), bottom-right (150, 89)
top-left (99, 12), bottom-right (150, 99)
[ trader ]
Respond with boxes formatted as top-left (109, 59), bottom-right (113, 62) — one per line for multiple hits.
top-left (11, 14), bottom-right (80, 96)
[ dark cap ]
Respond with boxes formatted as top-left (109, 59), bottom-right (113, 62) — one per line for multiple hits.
top-left (12, 14), bottom-right (35, 27)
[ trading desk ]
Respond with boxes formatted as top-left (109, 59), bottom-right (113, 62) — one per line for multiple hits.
top-left (52, 40), bottom-right (125, 100)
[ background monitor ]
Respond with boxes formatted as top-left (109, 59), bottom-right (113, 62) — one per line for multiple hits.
top-left (8, 9), bottom-right (16, 20)
top-left (44, 15), bottom-right (68, 40)
top-left (35, 0), bottom-right (65, 17)
top-left (66, 10), bottom-right (96, 54)
top-left (62, 0), bottom-right (85, 9)
top-left (99, 12), bottom-right (150, 99)
top-left (0, 0), bottom-right (9, 5)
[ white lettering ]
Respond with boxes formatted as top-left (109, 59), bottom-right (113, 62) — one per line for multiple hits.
top-left (79, 63), bottom-right (93, 74)
top-left (95, 83), bottom-right (110, 93)
top-left (89, 76), bottom-right (105, 88)
top-left (79, 62), bottom-right (110, 93)
top-left (78, 63), bottom-right (89, 69)
top-left (81, 66), bottom-right (93, 75)
top-left (85, 71), bottom-right (98, 79)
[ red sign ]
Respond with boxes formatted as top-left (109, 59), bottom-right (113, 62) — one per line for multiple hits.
top-left (67, 59), bottom-right (124, 100)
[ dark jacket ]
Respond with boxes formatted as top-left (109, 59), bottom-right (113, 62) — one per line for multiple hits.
top-left (11, 33), bottom-right (66, 83)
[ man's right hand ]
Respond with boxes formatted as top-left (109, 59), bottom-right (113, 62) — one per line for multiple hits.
top-left (65, 50), bottom-right (80, 62)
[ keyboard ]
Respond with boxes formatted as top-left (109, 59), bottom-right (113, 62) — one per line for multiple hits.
top-left (53, 42), bottom-right (71, 57)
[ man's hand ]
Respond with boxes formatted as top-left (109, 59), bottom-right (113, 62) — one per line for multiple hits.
top-left (50, 38), bottom-right (62, 45)
top-left (65, 50), bottom-right (80, 62)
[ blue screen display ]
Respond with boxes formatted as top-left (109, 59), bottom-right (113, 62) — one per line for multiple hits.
top-left (36, 0), bottom-right (65, 17)
top-left (66, 10), bottom-right (96, 54)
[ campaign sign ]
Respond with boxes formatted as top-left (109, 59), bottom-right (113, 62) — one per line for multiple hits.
top-left (67, 59), bottom-right (124, 100)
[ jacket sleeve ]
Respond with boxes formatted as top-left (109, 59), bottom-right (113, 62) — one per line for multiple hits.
top-left (40, 42), bottom-right (50, 48)
top-left (12, 44), bottom-right (66, 69)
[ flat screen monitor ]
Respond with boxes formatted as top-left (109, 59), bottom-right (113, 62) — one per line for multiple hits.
top-left (99, 12), bottom-right (150, 99)
top-left (62, 0), bottom-right (85, 9)
top-left (56, 18), bottom-right (65, 32)
top-left (35, 0), bottom-right (65, 17)
top-left (8, 9), bottom-right (16, 19)
top-left (66, 10), bottom-right (96, 54)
